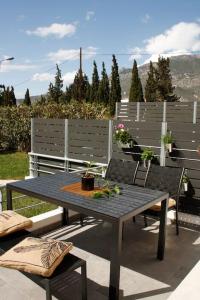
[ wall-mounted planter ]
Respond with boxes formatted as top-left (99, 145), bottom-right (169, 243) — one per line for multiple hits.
top-left (162, 132), bottom-right (174, 153)
top-left (165, 143), bottom-right (173, 153)
top-left (184, 182), bottom-right (188, 192)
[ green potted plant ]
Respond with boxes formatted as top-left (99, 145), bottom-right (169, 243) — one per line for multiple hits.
top-left (114, 123), bottom-right (133, 148)
top-left (81, 162), bottom-right (95, 191)
top-left (162, 131), bottom-right (174, 153)
top-left (182, 174), bottom-right (189, 192)
top-left (141, 148), bottom-right (155, 168)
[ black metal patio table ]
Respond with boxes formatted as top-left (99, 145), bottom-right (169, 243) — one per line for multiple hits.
top-left (6, 172), bottom-right (169, 300)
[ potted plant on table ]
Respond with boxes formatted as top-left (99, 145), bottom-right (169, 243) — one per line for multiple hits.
top-left (114, 123), bottom-right (133, 149)
top-left (81, 162), bottom-right (95, 191)
top-left (141, 148), bottom-right (155, 168)
top-left (162, 131), bottom-right (174, 153)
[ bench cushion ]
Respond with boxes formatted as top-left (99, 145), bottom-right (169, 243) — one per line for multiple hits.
top-left (0, 211), bottom-right (32, 237)
top-left (0, 237), bottom-right (73, 277)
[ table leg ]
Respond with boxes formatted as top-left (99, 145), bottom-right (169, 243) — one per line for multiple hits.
top-left (62, 208), bottom-right (69, 226)
top-left (157, 198), bottom-right (168, 260)
top-left (109, 221), bottom-right (123, 300)
top-left (6, 188), bottom-right (12, 210)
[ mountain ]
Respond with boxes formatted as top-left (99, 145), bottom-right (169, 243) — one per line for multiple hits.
top-left (119, 55), bottom-right (200, 101)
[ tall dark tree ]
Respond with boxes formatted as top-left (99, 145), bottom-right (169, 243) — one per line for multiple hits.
top-left (145, 61), bottom-right (157, 102)
top-left (0, 85), bottom-right (5, 105)
top-left (129, 60), bottom-right (144, 102)
top-left (72, 70), bottom-right (90, 101)
top-left (109, 55), bottom-right (121, 116)
top-left (97, 62), bottom-right (110, 105)
top-left (2, 86), bottom-right (16, 106)
top-left (10, 86), bottom-right (16, 106)
top-left (65, 85), bottom-right (73, 102)
top-left (54, 64), bottom-right (63, 102)
top-left (23, 88), bottom-right (31, 106)
top-left (47, 82), bottom-right (55, 102)
top-left (156, 57), bottom-right (178, 102)
top-left (90, 61), bottom-right (99, 102)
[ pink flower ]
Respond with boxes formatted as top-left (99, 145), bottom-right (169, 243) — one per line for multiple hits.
top-left (117, 123), bottom-right (125, 129)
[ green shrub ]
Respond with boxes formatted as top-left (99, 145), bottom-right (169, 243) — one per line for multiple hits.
top-left (0, 101), bottom-right (109, 152)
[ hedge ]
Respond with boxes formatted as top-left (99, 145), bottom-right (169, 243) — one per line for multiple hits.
top-left (0, 101), bottom-right (109, 152)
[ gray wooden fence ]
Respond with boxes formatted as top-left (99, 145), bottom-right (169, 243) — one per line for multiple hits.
top-left (30, 117), bottom-right (200, 216)
top-left (116, 101), bottom-right (199, 123)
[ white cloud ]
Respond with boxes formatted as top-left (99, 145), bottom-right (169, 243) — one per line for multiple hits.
top-left (32, 72), bottom-right (54, 82)
top-left (0, 59), bottom-right (36, 72)
top-left (47, 46), bottom-right (97, 63)
top-left (63, 71), bottom-right (77, 85)
top-left (129, 47), bottom-right (143, 61)
top-left (85, 11), bottom-right (95, 21)
top-left (32, 70), bottom-right (76, 85)
top-left (141, 14), bottom-right (150, 24)
top-left (26, 23), bottom-right (76, 39)
top-left (130, 22), bottom-right (200, 64)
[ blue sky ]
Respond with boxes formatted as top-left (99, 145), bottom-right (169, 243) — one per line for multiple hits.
top-left (1, 0), bottom-right (200, 98)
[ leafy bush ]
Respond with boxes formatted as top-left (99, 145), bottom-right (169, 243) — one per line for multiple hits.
top-left (0, 101), bottom-right (109, 152)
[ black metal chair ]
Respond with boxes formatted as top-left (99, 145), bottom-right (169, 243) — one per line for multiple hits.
top-left (105, 158), bottom-right (140, 235)
top-left (144, 164), bottom-right (184, 235)
top-left (79, 158), bottom-right (139, 227)
top-left (105, 158), bottom-right (139, 184)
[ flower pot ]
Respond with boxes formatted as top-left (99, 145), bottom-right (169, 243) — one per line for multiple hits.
top-left (166, 143), bottom-right (172, 153)
top-left (184, 182), bottom-right (188, 192)
top-left (143, 159), bottom-right (150, 168)
top-left (81, 176), bottom-right (94, 191)
top-left (117, 141), bottom-right (130, 149)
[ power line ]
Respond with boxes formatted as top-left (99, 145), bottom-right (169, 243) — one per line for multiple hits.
top-left (11, 50), bottom-right (200, 87)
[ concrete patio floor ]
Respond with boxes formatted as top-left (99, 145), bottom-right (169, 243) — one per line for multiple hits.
top-left (0, 216), bottom-right (199, 300)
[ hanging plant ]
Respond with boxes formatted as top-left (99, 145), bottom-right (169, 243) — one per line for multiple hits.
top-left (141, 148), bottom-right (155, 168)
top-left (114, 123), bottom-right (133, 148)
top-left (162, 131), bottom-right (174, 153)
top-left (182, 174), bottom-right (189, 192)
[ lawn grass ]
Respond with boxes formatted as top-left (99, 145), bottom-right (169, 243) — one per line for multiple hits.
top-left (0, 152), bottom-right (29, 179)
top-left (0, 152), bottom-right (57, 217)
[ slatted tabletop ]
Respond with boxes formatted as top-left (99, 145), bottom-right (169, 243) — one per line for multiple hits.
top-left (7, 173), bottom-right (168, 223)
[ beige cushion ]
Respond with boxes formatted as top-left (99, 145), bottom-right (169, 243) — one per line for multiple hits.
top-left (0, 210), bottom-right (33, 237)
top-left (151, 198), bottom-right (176, 211)
top-left (0, 237), bottom-right (73, 277)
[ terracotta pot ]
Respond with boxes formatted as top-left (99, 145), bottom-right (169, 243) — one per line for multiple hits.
top-left (81, 176), bottom-right (94, 191)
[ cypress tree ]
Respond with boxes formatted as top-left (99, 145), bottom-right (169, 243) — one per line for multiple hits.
top-left (156, 57), bottom-right (178, 102)
top-left (90, 61), bottom-right (99, 102)
top-left (109, 55), bottom-right (121, 116)
top-left (97, 62), bottom-right (110, 105)
top-left (54, 64), bottom-right (63, 102)
top-left (65, 85), bottom-right (73, 102)
top-left (23, 88), bottom-right (31, 105)
top-left (47, 82), bottom-right (55, 102)
top-left (10, 86), bottom-right (16, 106)
top-left (129, 60), bottom-right (144, 102)
top-left (145, 61), bottom-right (157, 102)
top-left (72, 70), bottom-right (90, 101)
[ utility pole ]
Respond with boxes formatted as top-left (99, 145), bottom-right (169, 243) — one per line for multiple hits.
top-left (79, 47), bottom-right (82, 74)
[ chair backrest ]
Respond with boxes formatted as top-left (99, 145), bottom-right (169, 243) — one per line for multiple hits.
top-left (145, 164), bottom-right (184, 198)
top-left (105, 158), bottom-right (139, 184)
